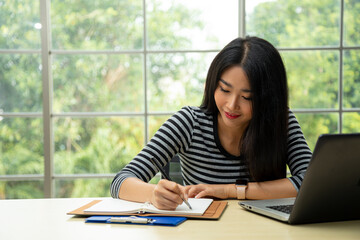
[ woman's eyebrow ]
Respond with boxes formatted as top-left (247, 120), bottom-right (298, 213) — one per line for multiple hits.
top-left (219, 79), bottom-right (232, 87)
top-left (219, 79), bottom-right (252, 92)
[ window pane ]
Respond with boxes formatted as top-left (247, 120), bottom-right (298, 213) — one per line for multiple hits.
top-left (55, 178), bottom-right (112, 198)
top-left (343, 0), bottom-right (360, 46)
top-left (0, 54), bottom-right (42, 112)
top-left (0, 118), bottom-right (43, 175)
top-left (343, 50), bottom-right (360, 108)
top-left (147, 0), bottom-right (238, 50)
top-left (282, 51), bottom-right (339, 109)
top-left (0, 0), bottom-right (41, 49)
top-left (55, 176), bottom-right (160, 198)
top-left (54, 117), bottom-right (144, 174)
top-left (0, 181), bottom-right (44, 199)
top-left (246, 0), bottom-right (340, 47)
top-left (295, 113), bottom-right (338, 150)
top-left (148, 52), bottom-right (215, 112)
top-left (51, 0), bottom-right (143, 50)
top-left (53, 54), bottom-right (143, 112)
top-left (343, 112), bottom-right (360, 133)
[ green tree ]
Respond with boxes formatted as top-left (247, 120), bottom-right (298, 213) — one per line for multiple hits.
top-left (246, 0), bottom-right (360, 149)
top-left (248, 0), bottom-right (340, 47)
top-left (0, 0), bottom-right (206, 198)
top-left (50, 0), bottom-right (206, 198)
top-left (1, 0), bottom-right (359, 199)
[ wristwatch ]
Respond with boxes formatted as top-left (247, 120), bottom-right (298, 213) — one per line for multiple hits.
top-left (235, 179), bottom-right (248, 200)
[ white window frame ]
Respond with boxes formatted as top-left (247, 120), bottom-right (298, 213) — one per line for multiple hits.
top-left (0, 0), bottom-right (359, 198)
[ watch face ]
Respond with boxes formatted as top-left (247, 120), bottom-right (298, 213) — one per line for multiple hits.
top-left (235, 179), bottom-right (248, 185)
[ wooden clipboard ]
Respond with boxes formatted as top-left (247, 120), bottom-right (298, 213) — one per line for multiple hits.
top-left (67, 200), bottom-right (227, 220)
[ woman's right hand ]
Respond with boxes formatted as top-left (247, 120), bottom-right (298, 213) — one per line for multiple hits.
top-left (150, 179), bottom-right (188, 210)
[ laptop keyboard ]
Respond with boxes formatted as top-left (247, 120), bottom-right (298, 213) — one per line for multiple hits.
top-left (266, 204), bottom-right (294, 214)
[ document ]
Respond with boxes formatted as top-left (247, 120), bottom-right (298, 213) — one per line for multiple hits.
top-left (84, 198), bottom-right (213, 216)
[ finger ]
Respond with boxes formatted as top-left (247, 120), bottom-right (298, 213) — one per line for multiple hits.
top-left (159, 179), bottom-right (179, 193)
top-left (176, 184), bottom-right (186, 197)
top-left (160, 181), bottom-right (186, 204)
top-left (195, 190), bottom-right (208, 199)
top-left (152, 189), bottom-right (182, 210)
top-left (162, 191), bottom-right (183, 206)
top-left (187, 185), bottom-right (203, 198)
top-left (153, 198), bottom-right (178, 210)
top-left (184, 185), bottom-right (192, 192)
top-left (187, 187), bottom-right (198, 198)
top-left (156, 180), bottom-right (184, 205)
top-left (184, 186), bottom-right (191, 198)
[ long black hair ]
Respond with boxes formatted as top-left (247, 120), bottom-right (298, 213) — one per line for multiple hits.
top-left (200, 36), bottom-right (289, 182)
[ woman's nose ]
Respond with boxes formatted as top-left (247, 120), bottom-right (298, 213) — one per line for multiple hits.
top-left (228, 95), bottom-right (240, 110)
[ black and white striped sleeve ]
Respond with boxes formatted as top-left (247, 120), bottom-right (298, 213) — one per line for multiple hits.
top-left (286, 111), bottom-right (312, 191)
top-left (110, 107), bottom-right (195, 198)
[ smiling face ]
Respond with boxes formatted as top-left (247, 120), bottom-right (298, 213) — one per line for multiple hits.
top-left (214, 66), bottom-right (253, 132)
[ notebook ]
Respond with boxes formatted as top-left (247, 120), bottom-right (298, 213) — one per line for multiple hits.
top-left (239, 133), bottom-right (360, 224)
top-left (84, 198), bottom-right (213, 216)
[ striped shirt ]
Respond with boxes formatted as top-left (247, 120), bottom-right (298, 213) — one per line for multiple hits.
top-left (111, 106), bottom-right (312, 198)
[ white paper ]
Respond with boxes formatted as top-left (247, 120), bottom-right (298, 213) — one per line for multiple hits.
top-left (84, 198), bottom-right (213, 216)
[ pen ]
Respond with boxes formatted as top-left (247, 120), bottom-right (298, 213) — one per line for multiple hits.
top-left (109, 216), bottom-right (154, 224)
top-left (149, 157), bottom-right (192, 210)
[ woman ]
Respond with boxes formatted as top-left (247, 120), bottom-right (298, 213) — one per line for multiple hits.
top-left (111, 36), bottom-right (312, 210)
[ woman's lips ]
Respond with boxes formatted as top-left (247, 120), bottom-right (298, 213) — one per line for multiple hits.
top-left (225, 111), bottom-right (240, 119)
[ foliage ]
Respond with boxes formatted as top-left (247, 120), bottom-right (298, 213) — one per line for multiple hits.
top-left (0, 0), bottom-right (359, 198)
top-left (247, 0), bottom-right (359, 148)
top-left (0, 0), bottom-right (41, 49)
top-left (247, 0), bottom-right (341, 47)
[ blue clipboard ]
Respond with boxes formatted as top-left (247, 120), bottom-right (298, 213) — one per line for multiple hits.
top-left (85, 215), bottom-right (187, 227)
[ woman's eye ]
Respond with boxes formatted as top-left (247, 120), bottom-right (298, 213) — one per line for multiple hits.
top-left (243, 96), bottom-right (252, 101)
top-left (220, 86), bottom-right (230, 93)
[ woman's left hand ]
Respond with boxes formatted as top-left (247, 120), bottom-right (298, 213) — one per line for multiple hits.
top-left (185, 184), bottom-right (236, 199)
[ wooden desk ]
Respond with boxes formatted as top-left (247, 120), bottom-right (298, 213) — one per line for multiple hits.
top-left (0, 198), bottom-right (359, 240)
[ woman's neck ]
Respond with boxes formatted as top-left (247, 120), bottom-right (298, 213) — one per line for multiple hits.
top-left (217, 114), bottom-right (248, 156)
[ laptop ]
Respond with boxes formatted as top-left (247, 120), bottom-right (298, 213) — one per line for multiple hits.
top-left (239, 133), bottom-right (360, 224)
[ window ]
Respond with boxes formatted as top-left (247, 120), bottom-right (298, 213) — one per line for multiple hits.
top-left (1, 0), bottom-right (359, 199)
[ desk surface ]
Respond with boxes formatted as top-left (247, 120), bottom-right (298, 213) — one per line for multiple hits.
top-left (0, 198), bottom-right (359, 240)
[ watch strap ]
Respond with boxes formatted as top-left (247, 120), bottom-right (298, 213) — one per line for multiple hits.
top-left (236, 184), bottom-right (247, 200)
